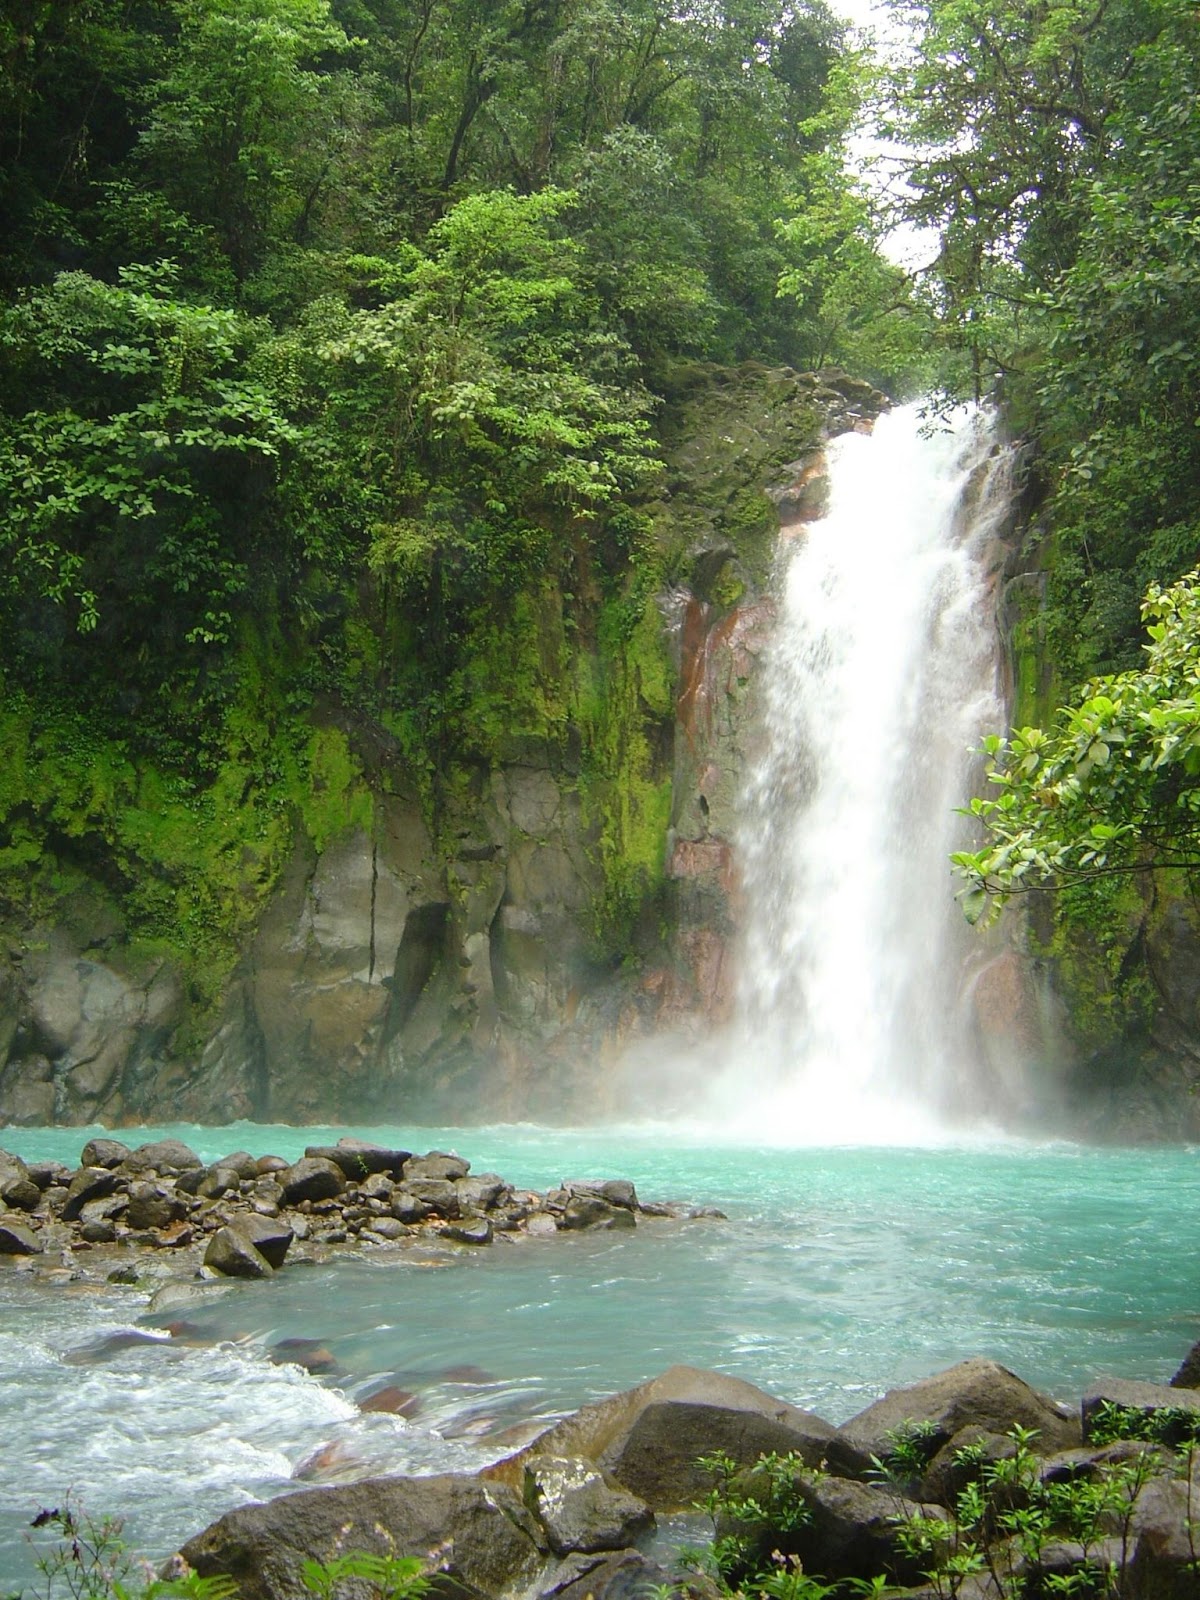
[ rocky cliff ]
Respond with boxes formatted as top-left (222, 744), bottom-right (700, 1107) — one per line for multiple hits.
top-left (0, 367), bottom-right (887, 1127)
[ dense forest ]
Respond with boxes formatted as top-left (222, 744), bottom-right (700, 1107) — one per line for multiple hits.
top-left (1, 0), bottom-right (1199, 1119)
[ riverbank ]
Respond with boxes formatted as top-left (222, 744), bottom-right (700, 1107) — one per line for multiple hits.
top-left (0, 1134), bottom-right (722, 1291)
top-left (2, 1128), bottom-right (1198, 1589)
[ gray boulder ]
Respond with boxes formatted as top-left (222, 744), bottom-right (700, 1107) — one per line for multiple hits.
top-left (563, 1180), bottom-right (639, 1212)
top-left (197, 1166), bottom-right (242, 1200)
top-left (441, 1219), bottom-right (493, 1246)
top-left (0, 1150), bottom-right (40, 1210)
top-left (559, 1195), bottom-right (635, 1232)
top-left (919, 1426), bottom-right (1017, 1506)
top-left (204, 1226), bottom-right (274, 1279)
top-left (457, 1175), bottom-right (509, 1212)
top-left (26, 1159), bottom-right (72, 1189)
top-left (1170, 1340), bottom-right (1200, 1390)
top-left (522, 1457), bottom-right (653, 1557)
top-left (403, 1178), bottom-right (460, 1218)
top-left (827, 1360), bottom-right (1079, 1479)
top-left (493, 1365), bottom-right (835, 1511)
top-left (235, 1213), bottom-right (294, 1269)
top-left (279, 1157), bottom-right (345, 1206)
top-left (63, 1165), bottom-right (120, 1221)
top-left (122, 1140), bottom-right (203, 1175)
top-left (535, 1551), bottom-right (678, 1600)
top-left (126, 1182), bottom-right (187, 1232)
top-left (1126, 1475), bottom-right (1200, 1600)
top-left (723, 1471), bottom-right (947, 1586)
top-left (80, 1138), bottom-right (131, 1169)
top-left (180, 1473), bottom-right (545, 1600)
top-left (0, 1218), bottom-right (42, 1254)
top-left (405, 1152), bottom-right (470, 1182)
top-left (215, 1151), bottom-right (261, 1180)
top-left (306, 1139), bottom-right (411, 1179)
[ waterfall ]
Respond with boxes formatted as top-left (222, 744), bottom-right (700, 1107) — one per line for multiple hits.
top-left (715, 402), bottom-right (1013, 1143)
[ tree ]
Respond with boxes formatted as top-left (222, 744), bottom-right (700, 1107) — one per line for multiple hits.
top-left (953, 569), bottom-right (1200, 923)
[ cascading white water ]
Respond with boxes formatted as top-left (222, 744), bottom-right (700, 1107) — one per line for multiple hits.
top-left (716, 402), bottom-right (1013, 1143)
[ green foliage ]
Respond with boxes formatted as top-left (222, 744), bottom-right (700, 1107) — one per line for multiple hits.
top-left (868, 1420), bottom-right (942, 1494)
top-left (953, 569), bottom-right (1200, 922)
top-left (300, 1551), bottom-right (431, 1600)
top-left (0, 0), bottom-right (921, 1014)
top-left (1088, 1400), bottom-right (1200, 1449)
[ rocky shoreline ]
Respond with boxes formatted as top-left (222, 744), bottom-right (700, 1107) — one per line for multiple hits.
top-left (0, 1136), bottom-right (724, 1287)
top-left (173, 1355), bottom-right (1200, 1600)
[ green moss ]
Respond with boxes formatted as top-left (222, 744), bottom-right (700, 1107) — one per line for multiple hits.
top-left (576, 591), bottom-right (675, 959)
top-left (1038, 874), bottom-right (1156, 1051)
top-left (295, 725), bottom-right (373, 854)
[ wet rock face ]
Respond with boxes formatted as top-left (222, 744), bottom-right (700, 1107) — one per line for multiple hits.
top-left (0, 370), bottom-right (889, 1129)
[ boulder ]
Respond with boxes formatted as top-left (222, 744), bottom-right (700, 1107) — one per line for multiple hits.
top-left (62, 1166), bottom-right (120, 1221)
top-left (457, 1175), bottom-right (509, 1212)
top-left (80, 1138), bottom-right (131, 1169)
top-left (0, 1218), bottom-right (42, 1254)
top-left (1082, 1378), bottom-right (1200, 1444)
top-left (919, 1427), bottom-right (1017, 1506)
top-left (358, 1172), bottom-right (396, 1202)
top-left (534, 1551), bottom-right (681, 1600)
top-left (121, 1140), bottom-right (203, 1175)
top-left (78, 1195), bottom-right (126, 1228)
top-left (204, 1226), bottom-right (274, 1280)
top-left (126, 1182), bottom-right (187, 1232)
top-left (180, 1473), bottom-right (546, 1600)
top-left (26, 1159), bottom-right (72, 1189)
top-left (491, 1366), bottom-right (836, 1511)
top-left (1170, 1340), bottom-right (1200, 1389)
top-left (559, 1195), bottom-right (635, 1232)
top-left (404, 1152), bottom-right (470, 1182)
top-left (731, 1474), bottom-right (947, 1587)
top-left (391, 1190), bottom-right (432, 1224)
top-left (365, 1217), bottom-right (410, 1241)
top-left (0, 1170), bottom-right (41, 1212)
top-left (403, 1178), bottom-right (460, 1218)
top-left (279, 1157), bottom-right (345, 1206)
top-left (1126, 1476), bottom-right (1200, 1600)
top-left (216, 1151), bottom-right (261, 1180)
top-left (441, 1219), bottom-right (493, 1246)
top-left (197, 1166), bottom-right (242, 1200)
top-left (0, 1149), bottom-right (40, 1208)
top-left (305, 1139), bottom-right (411, 1179)
top-left (563, 1180), bottom-right (639, 1212)
top-left (522, 1457), bottom-right (653, 1557)
top-left (235, 1213), bottom-right (294, 1269)
top-left (827, 1360), bottom-right (1079, 1479)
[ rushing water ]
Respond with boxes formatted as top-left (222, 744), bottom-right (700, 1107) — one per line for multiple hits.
top-left (714, 403), bottom-right (1011, 1142)
top-left (3, 1122), bottom-right (1200, 1585)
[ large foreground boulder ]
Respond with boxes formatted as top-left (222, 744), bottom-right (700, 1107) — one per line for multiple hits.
top-left (827, 1359), bottom-right (1079, 1478)
top-left (181, 1474), bottom-right (546, 1600)
top-left (488, 1365), bottom-right (835, 1511)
